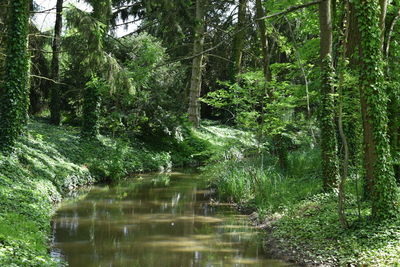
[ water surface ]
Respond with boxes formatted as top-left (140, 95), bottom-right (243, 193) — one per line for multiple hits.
top-left (51, 171), bottom-right (293, 266)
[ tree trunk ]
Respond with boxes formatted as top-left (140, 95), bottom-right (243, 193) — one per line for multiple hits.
top-left (388, 89), bottom-right (400, 183)
top-left (188, 0), bottom-right (206, 128)
top-left (343, 2), bottom-right (363, 191)
top-left (255, 0), bottom-right (272, 84)
top-left (0, 0), bottom-right (30, 153)
top-left (379, 0), bottom-right (388, 47)
top-left (319, 0), bottom-right (340, 191)
top-left (50, 0), bottom-right (63, 125)
top-left (385, 7), bottom-right (400, 184)
top-left (352, 0), bottom-right (389, 197)
top-left (355, 0), bottom-right (398, 221)
top-left (229, 0), bottom-right (247, 80)
top-left (81, 0), bottom-right (112, 138)
top-left (384, 7), bottom-right (400, 60)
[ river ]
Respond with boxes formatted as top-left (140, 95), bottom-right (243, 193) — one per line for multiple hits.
top-left (51, 171), bottom-right (294, 266)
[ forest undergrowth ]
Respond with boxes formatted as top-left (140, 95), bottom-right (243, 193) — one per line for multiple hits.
top-left (205, 137), bottom-right (400, 266)
top-left (0, 118), bottom-right (204, 266)
top-left (1, 118), bottom-right (400, 266)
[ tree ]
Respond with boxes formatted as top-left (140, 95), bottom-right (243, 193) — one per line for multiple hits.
top-left (0, 0), bottom-right (30, 152)
top-left (255, 0), bottom-right (272, 84)
top-left (319, 0), bottom-right (340, 191)
top-left (343, 1), bottom-right (363, 185)
top-left (80, 0), bottom-right (112, 137)
top-left (355, 0), bottom-right (398, 220)
top-left (188, 0), bottom-right (207, 128)
top-left (386, 4), bottom-right (400, 183)
top-left (229, 0), bottom-right (247, 80)
top-left (50, 0), bottom-right (63, 125)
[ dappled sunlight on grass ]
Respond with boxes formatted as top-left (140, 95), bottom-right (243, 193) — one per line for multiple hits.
top-left (0, 119), bottom-right (175, 265)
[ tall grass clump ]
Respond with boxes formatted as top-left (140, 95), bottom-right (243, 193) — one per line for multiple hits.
top-left (207, 148), bottom-right (322, 213)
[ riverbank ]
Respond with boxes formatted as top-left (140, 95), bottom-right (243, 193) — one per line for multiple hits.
top-left (207, 155), bottom-right (400, 266)
top-left (0, 119), bottom-right (250, 266)
top-left (0, 119), bottom-right (176, 266)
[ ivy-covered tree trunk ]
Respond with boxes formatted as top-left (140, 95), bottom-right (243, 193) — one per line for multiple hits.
top-left (0, 0), bottom-right (30, 153)
top-left (229, 0), bottom-right (247, 80)
top-left (188, 0), bottom-right (206, 128)
top-left (80, 0), bottom-right (111, 137)
top-left (355, 0), bottom-right (398, 221)
top-left (82, 76), bottom-right (101, 138)
top-left (319, 0), bottom-right (340, 191)
top-left (50, 0), bottom-right (63, 125)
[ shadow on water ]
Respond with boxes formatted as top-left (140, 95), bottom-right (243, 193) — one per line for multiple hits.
top-left (51, 170), bottom-right (296, 267)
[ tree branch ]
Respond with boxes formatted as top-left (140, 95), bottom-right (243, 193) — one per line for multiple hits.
top-left (154, 0), bottom-right (322, 68)
top-left (30, 74), bottom-right (67, 85)
top-left (256, 0), bottom-right (322, 21)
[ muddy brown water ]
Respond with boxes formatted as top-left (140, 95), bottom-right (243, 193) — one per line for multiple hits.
top-left (51, 171), bottom-right (295, 267)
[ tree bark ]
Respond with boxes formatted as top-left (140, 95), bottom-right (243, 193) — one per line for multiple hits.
top-left (337, 0), bottom-right (351, 228)
top-left (188, 0), bottom-right (206, 128)
top-left (255, 0), bottom-right (272, 84)
top-left (380, 0), bottom-right (388, 47)
top-left (346, 3), bottom-right (361, 65)
top-left (384, 8), bottom-right (400, 60)
top-left (0, 0), bottom-right (30, 153)
top-left (50, 0), bottom-right (63, 125)
top-left (342, 2), bottom-right (364, 197)
top-left (319, 0), bottom-right (340, 191)
top-left (385, 7), bottom-right (400, 183)
top-left (229, 0), bottom-right (247, 80)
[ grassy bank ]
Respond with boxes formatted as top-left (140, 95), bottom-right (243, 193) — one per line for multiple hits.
top-left (0, 119), bottom-right (174, 266)
top-left (207, 148), bottom-right (400, 266)
top-left (271, 191), bottom-right (400, 266)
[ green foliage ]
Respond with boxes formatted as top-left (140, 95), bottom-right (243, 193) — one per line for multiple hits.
top-left (201, 68), bottom-right (314, 150)
top-left (207, 149), bottom-right (322, 213)
top-left (100, 33), bottom-right (186, 137)
top-left (0, 213), bottom-right (58, 267)
top-left (0, 119), bottom-right (173, 265)
top-left (81, 76), bottom-right (104, 138)
top-left (0, 0), bottom-right (30, 153)
top-left (272, 191), bottom-right (400, 266)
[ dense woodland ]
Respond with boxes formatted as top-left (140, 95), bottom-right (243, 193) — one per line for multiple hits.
top-left (1, 0), bottom-right (400, 265)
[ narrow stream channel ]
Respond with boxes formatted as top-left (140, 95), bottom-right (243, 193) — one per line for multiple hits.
top-left (51, 171), bottom-right (294, 266)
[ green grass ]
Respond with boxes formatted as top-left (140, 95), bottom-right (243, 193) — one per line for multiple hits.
top-left (4, 119), bottom-right (399, 266)
top-left (207, 142), bottom-right (400, 266)
top-left (0, 119), bottom-right (251, 266)
top-left (0, 119), bottom-right (173, 266)
top-left (206, 149), bottom-right (322, 213)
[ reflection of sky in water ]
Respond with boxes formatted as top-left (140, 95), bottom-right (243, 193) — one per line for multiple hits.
top-left (51, 172), bottom-right (294, 267)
